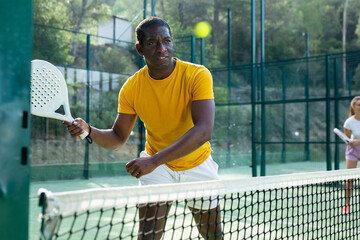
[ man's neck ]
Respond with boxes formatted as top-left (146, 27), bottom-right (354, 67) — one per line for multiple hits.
top-left (147, 58), bottom-right (177, 80)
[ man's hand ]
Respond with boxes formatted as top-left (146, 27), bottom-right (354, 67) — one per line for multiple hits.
top-left (63, 118), bottom-right (89, 139)
top-left (126, 156), bottom-right (158, 178)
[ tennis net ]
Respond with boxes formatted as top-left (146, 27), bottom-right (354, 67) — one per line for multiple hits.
top-left (38, 168), bottom-right (360, 240)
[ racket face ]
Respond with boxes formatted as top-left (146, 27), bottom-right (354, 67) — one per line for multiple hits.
top-left (31, 60), bottom-right (73, 122)
top-left (333, 128), bottom-right (350, 143)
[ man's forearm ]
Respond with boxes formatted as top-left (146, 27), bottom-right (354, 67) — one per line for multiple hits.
top-left (151, 125), bottom-right (212, 167)
top-left (89, 126), bottom-right (128, 150)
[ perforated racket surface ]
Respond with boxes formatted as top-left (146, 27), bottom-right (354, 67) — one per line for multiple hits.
top-left (333, 128), bottom-right (350, 143)
top-left (31, 60), bottom-right (88, 139)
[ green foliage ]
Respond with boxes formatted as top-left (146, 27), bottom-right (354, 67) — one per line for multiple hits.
top-left (93, 88), bottom-right (121, 128)
top-left (112, 0), bottom-right (143, 20)
top-left (352, 64), bottom-right (360, 88)
top-left (34, 0), bottom-right (114, 66)
top-left (61, 0), bottom-right (112, 33)
top-left (97, 44), bottom-right (135, 73)
top-left (356, 17), bottom-right (360, 47)
top-left (214, 87), bottom-right (229, 104)
top-left (33, 0), bottom-right (74, 64)
top-left (33, 27), bottom-right (74, 64)
top-left (33, 0), bottom-right (360, 68)
top-left (33, 0), bottom-right (70, 26)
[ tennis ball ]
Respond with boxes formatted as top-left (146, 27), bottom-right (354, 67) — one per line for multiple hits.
top-left (194, 21), bottom-right (212, 38)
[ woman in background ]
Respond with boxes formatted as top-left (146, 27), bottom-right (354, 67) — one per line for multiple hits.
top-left (342, 96), bottom-right (360, 215)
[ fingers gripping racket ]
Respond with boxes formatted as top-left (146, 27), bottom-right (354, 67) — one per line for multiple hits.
top-left (333, 128), bottom-right (350, 143)
top-left (30, 59), bottom-right (88, 140)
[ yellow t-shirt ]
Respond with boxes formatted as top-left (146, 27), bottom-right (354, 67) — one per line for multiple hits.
top-left (118, 58), bottom-right (214, 171)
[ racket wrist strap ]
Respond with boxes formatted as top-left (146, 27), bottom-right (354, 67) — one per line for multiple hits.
top-left (86, 124), bottom-right (93, 144)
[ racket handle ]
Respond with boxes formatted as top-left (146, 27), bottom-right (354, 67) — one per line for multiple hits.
top-left (71, 119), bottom-right (89, 140)
top-left (80, 131), bottom-right (89, 140)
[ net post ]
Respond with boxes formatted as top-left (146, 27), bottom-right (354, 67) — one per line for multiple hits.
top-left (38, 191), bottom-right (47, 238)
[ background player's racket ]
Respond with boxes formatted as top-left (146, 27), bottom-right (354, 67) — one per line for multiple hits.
top-left (31, 59), bottom-right (89, 140)
top-left (333, 128), bottom-right (350, 143)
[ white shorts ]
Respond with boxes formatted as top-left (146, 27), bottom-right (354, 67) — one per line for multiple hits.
top-left (139, 151), bottom-right (219, 210)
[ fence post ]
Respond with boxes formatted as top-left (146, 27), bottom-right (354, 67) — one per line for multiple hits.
top-left (325, 55), bottom-right (332, 170)
top-left (200, 38), bottom-right (205, 65)
top-left (334, 58), bottom-right (340, 170)
top-left (191, 35), bottom-right (196, 63)
top-left (143, 0), bottom-right (147, 18)
top-left (84, 34), bottom-right (91, 179)
top-left (151, 0), bottom-right (155, 16)
top-left (260, 66), bottom-right (266, 176)
top-left (348, 71), bottom-right (352, 97)
top-left (136, 3), bottom-right (148, 156)
top-left (304, 56), bottom-right (310, 161)
top-left (251, 0), bottom-right (257, 177)
top-left (281, 70), bottom-right (287, 163)
top-left (138, 57), bottom-right (145, 156)
top-left (260, 0), bottom-right (266, 176)
top-left (226, 8), bottom-right (232, 168)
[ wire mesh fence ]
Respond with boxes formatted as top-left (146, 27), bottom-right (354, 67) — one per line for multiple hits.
top-left (31, 24), bottom-right (360, 180)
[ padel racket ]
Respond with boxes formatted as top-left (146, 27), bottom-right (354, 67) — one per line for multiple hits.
top-left (31, 59), bottom-right (88, 140)
top-left (333, 128), bottom-right (350, 143)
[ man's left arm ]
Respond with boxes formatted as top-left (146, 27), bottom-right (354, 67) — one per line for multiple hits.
top-left (126, 99), bottom-right (215, 178)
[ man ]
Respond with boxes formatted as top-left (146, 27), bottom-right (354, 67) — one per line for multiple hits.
top-left (64, 17), bottom-right (222, 240)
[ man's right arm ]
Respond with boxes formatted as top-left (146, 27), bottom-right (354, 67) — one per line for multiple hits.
top-left (64, 113), bottom-right (137, 150)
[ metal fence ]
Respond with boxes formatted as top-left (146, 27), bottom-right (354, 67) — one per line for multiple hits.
top-left (211, 52), bottom-right (360, 177)
top-left (31, 24), bottom-right (360, 180)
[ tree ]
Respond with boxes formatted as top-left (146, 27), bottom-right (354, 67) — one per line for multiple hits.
top-left (33, 0), bottom-right (74, 64)
top-left (59, 0), bottom-right (112, 64)
top-left (34, 0), bottom-right (360, 68)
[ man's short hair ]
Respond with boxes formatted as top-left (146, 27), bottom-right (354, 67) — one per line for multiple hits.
top-left (135, 17), bottom-right (172, 46)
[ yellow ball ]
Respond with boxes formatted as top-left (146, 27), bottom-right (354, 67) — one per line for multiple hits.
top-left (194, 21), bottom-right (212, 38)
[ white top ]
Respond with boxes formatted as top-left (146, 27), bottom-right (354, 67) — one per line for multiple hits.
top-left (344, 116), bottom-right (360, 139)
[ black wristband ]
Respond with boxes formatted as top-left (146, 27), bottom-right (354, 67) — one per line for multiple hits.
top-left (85, 124), bottom-right (93, 144)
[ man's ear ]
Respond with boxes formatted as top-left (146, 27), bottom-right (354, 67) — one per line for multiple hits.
top-left (136, 43), bottom-right (143, 56)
